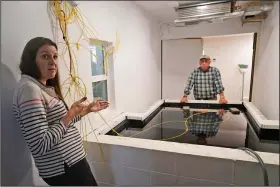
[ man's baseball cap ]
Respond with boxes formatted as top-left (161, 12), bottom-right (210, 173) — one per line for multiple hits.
top-left (200, 55), bottom-right (211, 60)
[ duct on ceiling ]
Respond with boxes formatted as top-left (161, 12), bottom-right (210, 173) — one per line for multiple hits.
top-left (177, 1), bottom-right (213, 7)
top-left (174, 0), bottom-right (235, 21)
top-left (174, 1), bottom-right (274, 25)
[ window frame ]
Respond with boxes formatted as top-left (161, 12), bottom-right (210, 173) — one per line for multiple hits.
top-left (89, 39), bottom-right (109, 101)
top-left (89, 38), bottom-right (116, 104)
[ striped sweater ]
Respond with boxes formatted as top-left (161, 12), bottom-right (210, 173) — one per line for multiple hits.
top-left (12, 75), bottom-right (86, 178)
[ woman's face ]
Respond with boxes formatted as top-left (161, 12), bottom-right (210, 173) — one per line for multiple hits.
top-left (35, 44), bottom-right (58, 84)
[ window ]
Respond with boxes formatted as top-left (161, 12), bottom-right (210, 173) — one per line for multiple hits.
top-left (89, 42), bottom-right (108, 100)
top-left (90, 45), bottom-right (105, 76)
top-left (92, 81), bottom-right (108, 100)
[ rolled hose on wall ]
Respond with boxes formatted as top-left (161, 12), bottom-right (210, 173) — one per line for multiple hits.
top-left (237, 147), bottom-right (269, 186)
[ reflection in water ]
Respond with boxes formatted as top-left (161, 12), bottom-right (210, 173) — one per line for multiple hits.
top-left (119, 108), bottom-right (247, 148)
top-left (183, 109), bottom-right (224, 145)
top-left (111, 108), bottom-right (278, 153)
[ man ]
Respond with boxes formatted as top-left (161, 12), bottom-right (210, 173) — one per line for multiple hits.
top-left (180, 55), bottom-right (227, 103)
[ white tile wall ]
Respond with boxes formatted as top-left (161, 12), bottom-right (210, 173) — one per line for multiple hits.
top-left (150, 172), bottom-right (177, 185)
top-left (176, 176), bottom-right (202, 186)
top-left (233, 160), bottom-right (279, 186)
top-left (107, 144), bottom-right (154, 170)
top-left (175, 153), bottom-right (234, 184)
top-left (111, 166), bottom-right (151, 186)
top-left (86, 142), bottom-right (279, 186)
top-left (88, 161), bottom-right (150, 185)
top-left (85, 141), bottom-right (109, 163)
top-left (200, 180), bottom-right (234, 186)
top-left (85, 142), bottom-right (176, 174)
top-left (88, 162), bottom-right (115, 184)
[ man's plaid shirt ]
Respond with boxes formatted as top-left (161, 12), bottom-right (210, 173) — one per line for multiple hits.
top-left (183, 110), bottom-right (222, 137)
top-left (184, 67), bottom-right (224, 99)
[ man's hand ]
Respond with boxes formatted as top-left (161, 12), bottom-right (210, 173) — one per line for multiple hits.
top-left (219, 97), bottom-right (228, 104)
top-left (180, 96), bottom-right (188, 103)
top-left (219, 92), bottom-right (227, 104)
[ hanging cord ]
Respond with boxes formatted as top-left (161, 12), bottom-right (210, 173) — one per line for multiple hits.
top-left (48, 0), bottom-right (121, 163)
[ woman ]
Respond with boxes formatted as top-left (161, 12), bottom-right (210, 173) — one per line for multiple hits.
top-left (12, 37), bottom-right (108, 186)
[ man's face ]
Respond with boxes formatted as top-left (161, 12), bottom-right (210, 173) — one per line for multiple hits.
top-left (199, 58), bottom-right (211, 71)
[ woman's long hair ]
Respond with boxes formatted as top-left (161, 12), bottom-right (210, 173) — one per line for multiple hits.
top-left (19, 37), bottom-right (68, 109)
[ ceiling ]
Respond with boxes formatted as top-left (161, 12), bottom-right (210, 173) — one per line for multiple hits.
top-left (133, 1), bottom-right (253, 22)
top-left (133, 1), bottom-right (178, 22)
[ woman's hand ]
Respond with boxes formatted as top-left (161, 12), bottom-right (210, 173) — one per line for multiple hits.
top-left (81, 100), bottom-right (109, 117)
top-left (62, 97), bottom-right (88, 127)
top-left (69, 97), bottom-right (88, 116)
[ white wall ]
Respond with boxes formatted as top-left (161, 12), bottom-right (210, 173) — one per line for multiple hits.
top-left (252, 1), bottom-right (279, 120)
top-left (1, 2), bottom-right (56, 186)
top-left (75, 1), bottom-right (161, 114)
top-left (162, 39), bottom-right (203, 100)
top-left (160, 17), bottom-right (261, 40)
top-left (203, 33), bottom-right (254, 101)
top-left (1, 1), bottom-right (161, 185)
top-left (1, 63), bottom-right (34, 185)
